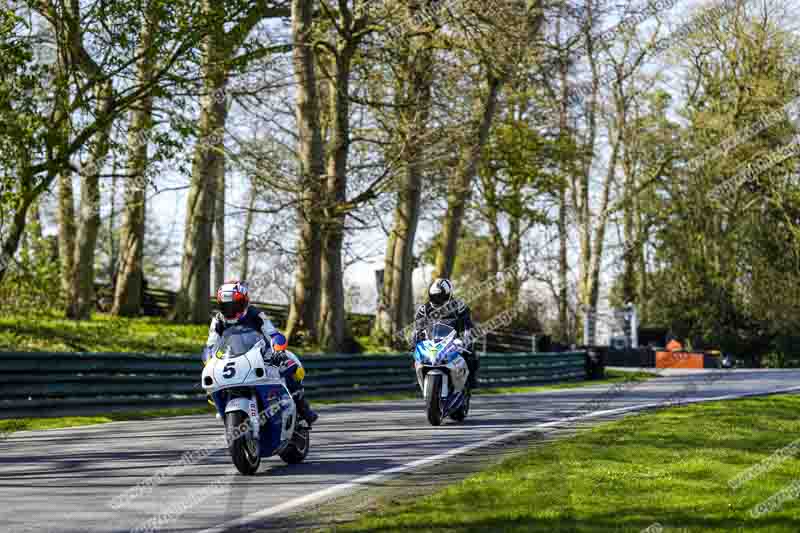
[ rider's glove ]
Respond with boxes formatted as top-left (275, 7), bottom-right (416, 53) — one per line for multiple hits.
top-left (270, 332), bottom-right (288, 352)
top-left (201, 345), bottom-right (215, 365)
top-left (267, 350), bottom-right (289, 367)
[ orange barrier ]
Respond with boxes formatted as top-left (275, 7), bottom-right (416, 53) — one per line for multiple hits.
top-left (656, 351), bottom-right (705, 369)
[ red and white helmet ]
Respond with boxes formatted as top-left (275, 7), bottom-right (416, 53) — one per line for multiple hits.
top-left (216, 280), bottom-right (250, 324)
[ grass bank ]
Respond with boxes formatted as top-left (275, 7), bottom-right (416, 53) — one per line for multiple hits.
top-left (0, 407), bottom-right (216, 434)
top-left (0, 313), bottom-right (391, 355)
top-left (328, 394), bottom-right (800, 533)
top-left (0, 313), bottom-right (208, 354)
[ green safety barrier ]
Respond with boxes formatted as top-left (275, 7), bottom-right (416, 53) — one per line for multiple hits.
top-left (0, 351), bottom-right (588, 418)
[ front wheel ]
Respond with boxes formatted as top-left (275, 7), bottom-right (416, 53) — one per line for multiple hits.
top-left (425, 374), bottom-right (443, 426)
top-left (279, 426), bottom-right (310, 464)
top-left (451, 389), bottom-right (471, 422)
top-left (226, 411), bottom-right (261, 475)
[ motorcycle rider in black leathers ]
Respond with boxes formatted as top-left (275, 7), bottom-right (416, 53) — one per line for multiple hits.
top-left (203, 280), bottom-right (318, 426)
top-left (413, 278), bottom-right (479, 389)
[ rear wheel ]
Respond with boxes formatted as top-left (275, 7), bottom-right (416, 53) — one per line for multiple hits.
top-left (226, 411), bottom-right (260, 475)
top-left (425, 374), bottom-right (443, 426)
top-left (279, 426), bottom-right (310, 464)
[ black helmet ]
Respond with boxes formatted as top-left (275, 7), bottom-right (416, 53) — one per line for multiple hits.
top-left (428, 278), bottom-right (453, 308)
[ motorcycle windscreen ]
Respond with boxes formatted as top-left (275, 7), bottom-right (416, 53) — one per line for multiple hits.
top-left (220, 326), bottom-right (262, 358)
top-left (425, 323), bottom-right (456, 343)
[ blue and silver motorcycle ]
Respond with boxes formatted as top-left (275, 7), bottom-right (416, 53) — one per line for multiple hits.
top-left (413, 323), bottom-right (471, 426)
top-left (201, 326), bottom-right (310, 475)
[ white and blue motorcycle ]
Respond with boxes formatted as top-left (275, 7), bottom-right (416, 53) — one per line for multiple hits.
top-left (201, 326), bottom-right (310, 475)
top-left (413, 323), bottom-right (471, 426)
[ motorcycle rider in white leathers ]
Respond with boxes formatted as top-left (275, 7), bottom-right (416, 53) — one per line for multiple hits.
top-left (203, 280), bottom-right (318, 425)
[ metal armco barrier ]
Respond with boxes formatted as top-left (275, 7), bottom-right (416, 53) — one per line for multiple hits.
top-left (0, 351), bottom-right (587, 419)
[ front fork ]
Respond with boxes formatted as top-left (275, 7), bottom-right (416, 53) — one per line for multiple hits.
top-left (217, 389), bottom-right (261, 446)
top-left (417, 365), bottom-right (449, 400)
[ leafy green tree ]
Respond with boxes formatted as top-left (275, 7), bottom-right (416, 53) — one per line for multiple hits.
top-left (477, 98), bottom-right (561, 311)
top-left (642, 6), bottom-right (800, 361)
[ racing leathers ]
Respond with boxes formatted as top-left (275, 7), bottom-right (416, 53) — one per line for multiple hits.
top-left (204, 306), bottom-right (318, 425)
top-left (413, 298), bottom-right (479, 389)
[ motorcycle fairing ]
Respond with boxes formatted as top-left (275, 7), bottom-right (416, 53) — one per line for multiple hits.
top-left (254, 383), bottom-right (296, 456)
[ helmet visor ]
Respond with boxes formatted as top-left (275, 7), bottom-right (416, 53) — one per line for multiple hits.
top-left (429, 291), bottom-right (449, 307)
top-left (220, 300), bottom-right (247, 321)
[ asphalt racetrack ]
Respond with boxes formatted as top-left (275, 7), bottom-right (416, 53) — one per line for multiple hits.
top-left (2, 369), bottom-right (799, 533)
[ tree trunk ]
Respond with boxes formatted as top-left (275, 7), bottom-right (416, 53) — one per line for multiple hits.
top-left (113, 169), bottom-right (147, 316)
top-left (502, 210), bottom-right (522, 308)
top-left (285, 0), bottom-right (324, 342)
top-left (620, 86), bottom-right (642, 307)
top-left (240, 179), bottom-right (257, 281)
top-left (171, 0), bottom-right (278, 319)
top-left (113, 6), bottom-right (158, 316)
top-left (391, 22), bottom-right (433, 335)
top-left (57, 175), bottom-right (76, 304)
top-left (486, 198), bottom-right (501, 285)
top-left (51, 45), bottom-right (75, 305)
top-left (637, 220), bottom-right (648, 325)
top-left (487, 230), bottom-right (500, 283)
top-left (402, 256), bottom-right (415, 329)
top-left (27, 198), bottom-right (43, 242)
top-left (488, 229), bottom-right (501, 314)
top-left (388, 159), bottom-right (425, 333)
top-left (621, 149), bottom-right (637, 305)
top-left (586, 82), bottom-right (625, 316)
top-left (20, 199), bottom-right (42, 263)
top-left (108, 171), bottom-right (118, 284)
top-left (0, 181), bottom-right (47, 285)
top-left (557, 10), bottom-right (570, 342)
top-left (433, 74), bottom-right (502, 279)
top-left (375, 230), bottom-right (397, 341)
top-left (214, 171), bottom-right (225, 288)
top-left (487, 208), bottom-right (502, 316)
top-left (286, 197), bottom-right (322, 340)
top-left (431, 0), bottom-right (545, 283)
top-left (319, 48), bottom-right (355, 352)
top-left (319, 222), bottom-right (346, 352)
top-left (174, 2), bottom-right (227, 324)
top-left (375, 39), bottom-right (433, 343)
top-left (558, 186), bottom-right (569, 340)
top-left (635, 184), bottom-right (649, 325)
top-left (576, 0), bottom-right (599, 339)
top-left (67, 176), bottom-right (102, 319)
top-left (67, 81), bottom-right (114, 320)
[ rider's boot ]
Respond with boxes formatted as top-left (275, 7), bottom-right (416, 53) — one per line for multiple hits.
top-left (466, 355), bottom-right (479, 391)
top-left (294, 390), bottom-right (318, 426)
top-left (467, 372), bottom-right (478, 391)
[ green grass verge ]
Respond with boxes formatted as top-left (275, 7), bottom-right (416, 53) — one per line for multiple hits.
top-left (0, 312), bottom-right (209, 354)
top-left (328, 394), bottom-right (800, 533)
top-left (0, 314), bottom-right (401, 355)
top-left (0, 370), bottom-right (654, 434)
top-left (0, 406), bottom-right (216, 434)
